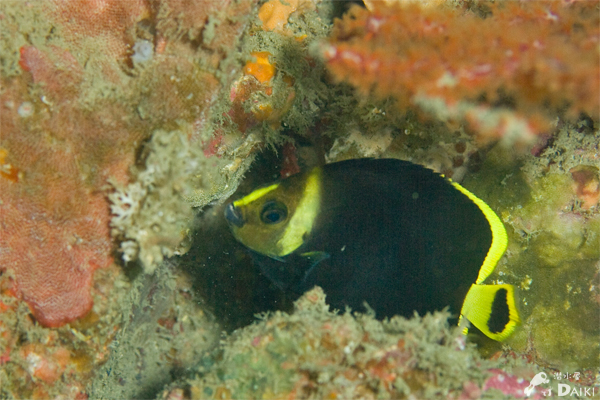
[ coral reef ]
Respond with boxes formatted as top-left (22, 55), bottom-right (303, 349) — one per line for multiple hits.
top-left (105, 0), bottom-right (258, 272)
top-left (1, 0), bottom-right (258, 327)
top-left (320, 1), bottom-right (599, 145)
top-left (484, 121), bottom-right (600, 369)
top-left (1, 0), bottom-right (257, 397)
top-left (88, 264), bottom-right (219, 400)
top-left (108, 128), bottom-right (253, 272)
top-left (0, 264), bottom-right (126, 399)
top-left (2, 0), bottom-right (599, 398)
top-left (258, 0), bottom-right (316, 33)
top-left (160, 287), bottom-right (552, 400)
top-left (1, 41), bottom-right (138, 327)
top-left (311, 0), bottom-right (600, 373)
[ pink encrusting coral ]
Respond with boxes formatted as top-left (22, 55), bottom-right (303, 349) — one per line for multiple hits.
top-left (0, 43), bottom-right (142, 326)
top-left (1, 0), bottom-right (258, 330)
top-left (483, 369), bottom-right (544, 399)
top-left (0, 186), bottom-right (112, 328)
top-left (45, 0), bottom-right (150, 82)
top-left (0, 3), bottom-right (148, 326)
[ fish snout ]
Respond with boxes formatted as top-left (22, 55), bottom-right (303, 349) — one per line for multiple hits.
top-left (225, 203), bottom-right (245, 227)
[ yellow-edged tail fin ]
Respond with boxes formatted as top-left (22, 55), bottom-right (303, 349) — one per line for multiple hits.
top-left (460, 284), bottom-right (520, 341)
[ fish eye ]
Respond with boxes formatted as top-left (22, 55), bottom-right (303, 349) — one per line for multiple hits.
top-left (260, 201), bottom-right (288, 224)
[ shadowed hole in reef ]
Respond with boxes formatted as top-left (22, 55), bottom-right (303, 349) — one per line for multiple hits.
top-left (178, 149), bottom-right (299, 332)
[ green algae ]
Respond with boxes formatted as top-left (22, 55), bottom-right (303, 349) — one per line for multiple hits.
top-left (460, 121), bottom-right (600, 369)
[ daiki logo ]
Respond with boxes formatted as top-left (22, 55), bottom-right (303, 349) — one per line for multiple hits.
top-left (524, 371), bottom-right (597, 397)
top-left (555, 383), bottom-right (596, 397)
top-left (525, 372), bottom-right (549, 397)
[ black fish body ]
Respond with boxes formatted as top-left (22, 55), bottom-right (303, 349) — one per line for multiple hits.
top-left (295, 159), bottom-right (491, 318)
top-left (225, 158), bottom-right (520, 341)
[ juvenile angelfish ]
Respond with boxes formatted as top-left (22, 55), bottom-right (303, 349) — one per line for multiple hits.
top-left (225, 158), bottom-right (520, 341)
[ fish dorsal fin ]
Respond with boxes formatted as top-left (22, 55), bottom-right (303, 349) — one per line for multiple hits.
top-left (460, 284), bottom-right (520, 341)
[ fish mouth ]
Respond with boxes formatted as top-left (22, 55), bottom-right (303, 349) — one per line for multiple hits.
top-left (225, 203), bottom-right (244, 227)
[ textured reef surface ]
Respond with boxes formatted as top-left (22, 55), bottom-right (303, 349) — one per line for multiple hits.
top-left (0, 0), bottom-right (598, 399)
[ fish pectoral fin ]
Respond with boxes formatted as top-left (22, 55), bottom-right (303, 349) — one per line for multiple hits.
top-left (286, 251), bottom-right (330, 293)
top-left (250, 251), bottom-right (294, 291)
top-left (299, 251), bottom-right (331, 266)
top-left (251, 250), bottom-right (330, 294)
top-left (299, 251), bottom-right (331, 281)
top-left (460, 284), bottom-right (520, 341)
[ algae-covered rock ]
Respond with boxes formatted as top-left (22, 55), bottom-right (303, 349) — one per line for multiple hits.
top-left (159, 287), bottom-right (539, 400)
top-left (89, 264), bottom-right (219, 400)
top-left (461, 121), bottom-right (600, 369)
top-left (109, 129), bottom-right (254, 272)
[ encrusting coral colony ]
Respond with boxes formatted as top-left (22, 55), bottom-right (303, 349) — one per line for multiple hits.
top-left (0, 0), bottom-right (598, 398)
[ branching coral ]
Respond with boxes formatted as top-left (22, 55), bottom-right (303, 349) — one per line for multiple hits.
top-left (320, 1), bottom-right (599, 145)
